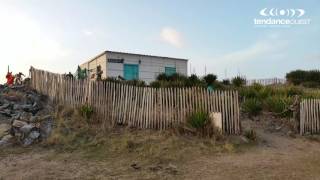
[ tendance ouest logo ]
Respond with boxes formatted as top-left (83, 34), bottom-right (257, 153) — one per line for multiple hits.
top-left (254, 8), bottom-right (311, 27)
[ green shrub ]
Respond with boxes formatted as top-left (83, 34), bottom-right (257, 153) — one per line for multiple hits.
top-left (302, 81), bottom-right (319, 88)
top-left (79, 104), bottom-right (94, 119)
top-left (150, 81), bottom-right (161, 88)
top-left (187, 110), bottom-right (209, 129)
top-left (257, 86), bottom-right (272, 100)
top-left (156, 73), bottom-right (169, 81)
top-left (239, 87), bottom-right (258, 99)
top-left (103, 77), bottom-right (121, 83)
top-left (286, 86), bottom-right (303, 96)
top-left (203, 74), bottom-right (217, 85)
top-left (286, 69), bottom-right (320, 87)
top-left (126, 79), bottom-right (146, 87)
top-left (264, 96), bottom-right (293, 117)
top-left (232, 76), bottom-right (246, 87)
top-left (242, 98), bottom-right (262, 116)
top-left (239, 85), bottom-right (273, 101)
top-left (222, 79), bottom-right (230, 85)
top-left (187, 74), bottom-right (203, 86)
top-left (252, 83), bottom-right (263, 91)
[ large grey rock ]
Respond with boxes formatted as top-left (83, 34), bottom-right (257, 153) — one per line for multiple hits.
top-left (23, 131), bottom-right (40, 146)
top-left (19, 112), bottom-right (33, 122)
top-left (12, 120), bottom-right (28, 128)
top-left (20, 124), bottom-right (35, 134)
top-left (29, 131), bottom-right (40, 139)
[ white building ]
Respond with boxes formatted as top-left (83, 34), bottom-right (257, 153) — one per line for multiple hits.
top-left (80, 50), bottom-right (188, 84)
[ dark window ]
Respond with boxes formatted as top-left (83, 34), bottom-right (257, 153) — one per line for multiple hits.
top-left (108, 58), bottom-right (124, 63)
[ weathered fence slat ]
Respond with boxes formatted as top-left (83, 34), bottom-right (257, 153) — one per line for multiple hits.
top-left (300, 99), bottom-right (320, 135)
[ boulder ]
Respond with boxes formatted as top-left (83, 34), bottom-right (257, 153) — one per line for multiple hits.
top-left (20, 124), bottom-right (35, 134)
top-left (23, 131), bottom-right (40, 146)
top-left (12, 120), bottom-right (28, 128)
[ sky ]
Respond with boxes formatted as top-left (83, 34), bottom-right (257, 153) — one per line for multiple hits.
top-left (0, 0), bottom-right (319, 83)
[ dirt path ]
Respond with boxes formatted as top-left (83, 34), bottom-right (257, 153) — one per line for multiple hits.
top-left (183, 120), bottom-right (320, 180)
top-left (1, 120), bottom-right (320, 180)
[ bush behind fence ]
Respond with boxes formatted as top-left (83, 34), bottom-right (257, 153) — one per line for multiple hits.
top-left (30, 67), bottom-right (240, 134)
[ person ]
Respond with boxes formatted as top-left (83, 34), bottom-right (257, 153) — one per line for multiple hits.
top-left (66, 72), bottom-right (74, 79)
top-left (6, 72), bottom-right (15, 86)
top-left (14, 72), bottom-right (25, 85)
top-left (96, 65), bottom-right (103, 81)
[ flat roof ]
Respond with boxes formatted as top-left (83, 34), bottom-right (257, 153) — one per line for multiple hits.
top-left (84, 50), bottom-right (188, 64)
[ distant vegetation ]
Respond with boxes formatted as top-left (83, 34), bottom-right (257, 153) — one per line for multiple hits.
top-left (286, 70), bottom-right (320, 88)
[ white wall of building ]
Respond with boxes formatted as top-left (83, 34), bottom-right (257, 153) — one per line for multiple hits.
top-left (106, 52), bottom-right (188, 84)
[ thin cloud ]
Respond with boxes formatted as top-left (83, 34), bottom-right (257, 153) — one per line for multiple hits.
top-left (160, 27), bottom-right (184, 48)
top-left (218, 40), bottom-right (287, 63)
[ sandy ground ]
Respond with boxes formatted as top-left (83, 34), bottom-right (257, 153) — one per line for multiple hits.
top-left (1, 120), bottom-right (320, 180)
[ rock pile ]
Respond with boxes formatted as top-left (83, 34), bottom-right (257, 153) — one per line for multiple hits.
top-left (0, 84), bottom-right (53, 147)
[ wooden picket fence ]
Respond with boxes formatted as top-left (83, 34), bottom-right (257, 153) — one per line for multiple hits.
top-left (300, 99), bottom-right (320, 135)
top-left (30, 67), bottom-right (241, 134)
top-left (246, 78), bottom-right (286, 86)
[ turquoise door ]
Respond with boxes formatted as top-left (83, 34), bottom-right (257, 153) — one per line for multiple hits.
top-left (124, 64), bottom-right (139, 80)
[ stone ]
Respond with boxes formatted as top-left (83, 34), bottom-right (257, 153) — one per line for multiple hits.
top-left (165, 164), bottom-right (178, 175)
top-left (131, 163), bottom-right (141, 170)
top-left (20, 124), bottom-right (35, 134)
top-left (240, 136), bottom-right (250, 143)
top-left (29, 130), bottom-right (40, 139)
top-left (0, 134), bottom-right (13, 146)
top-left (0, 124), bottom-right (11, 138)
top-left (4, 95), bottom-right (20, 102)
top-left (23, 131), bottom-right (40, 146)
top-left (0, 103), bottom-right (10, 110)
top-left (0, 110), bottom-right (12, 117)
top-left (12, 120), bottom-right (28, 128)
top-left (19, 112), bottom-right (33, 122)
top-left (29, 116), bottom-right (39, 122)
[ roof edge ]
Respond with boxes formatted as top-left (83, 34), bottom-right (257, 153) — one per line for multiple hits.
top-left (106, 50), bottom-right (188, 61)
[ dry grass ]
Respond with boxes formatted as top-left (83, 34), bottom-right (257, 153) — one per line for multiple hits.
top-left (45, 105), bottom-right (238, 167)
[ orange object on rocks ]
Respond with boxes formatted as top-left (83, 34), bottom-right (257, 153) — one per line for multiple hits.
top-left (6, 72), bottom-right (15, 85)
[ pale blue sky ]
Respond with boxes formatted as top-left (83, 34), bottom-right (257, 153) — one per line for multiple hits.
top-left (0, 0), bottom-right (319, 82)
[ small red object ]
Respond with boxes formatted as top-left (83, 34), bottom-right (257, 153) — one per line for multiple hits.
top-left (6, 72), bottom-right (15, 85)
